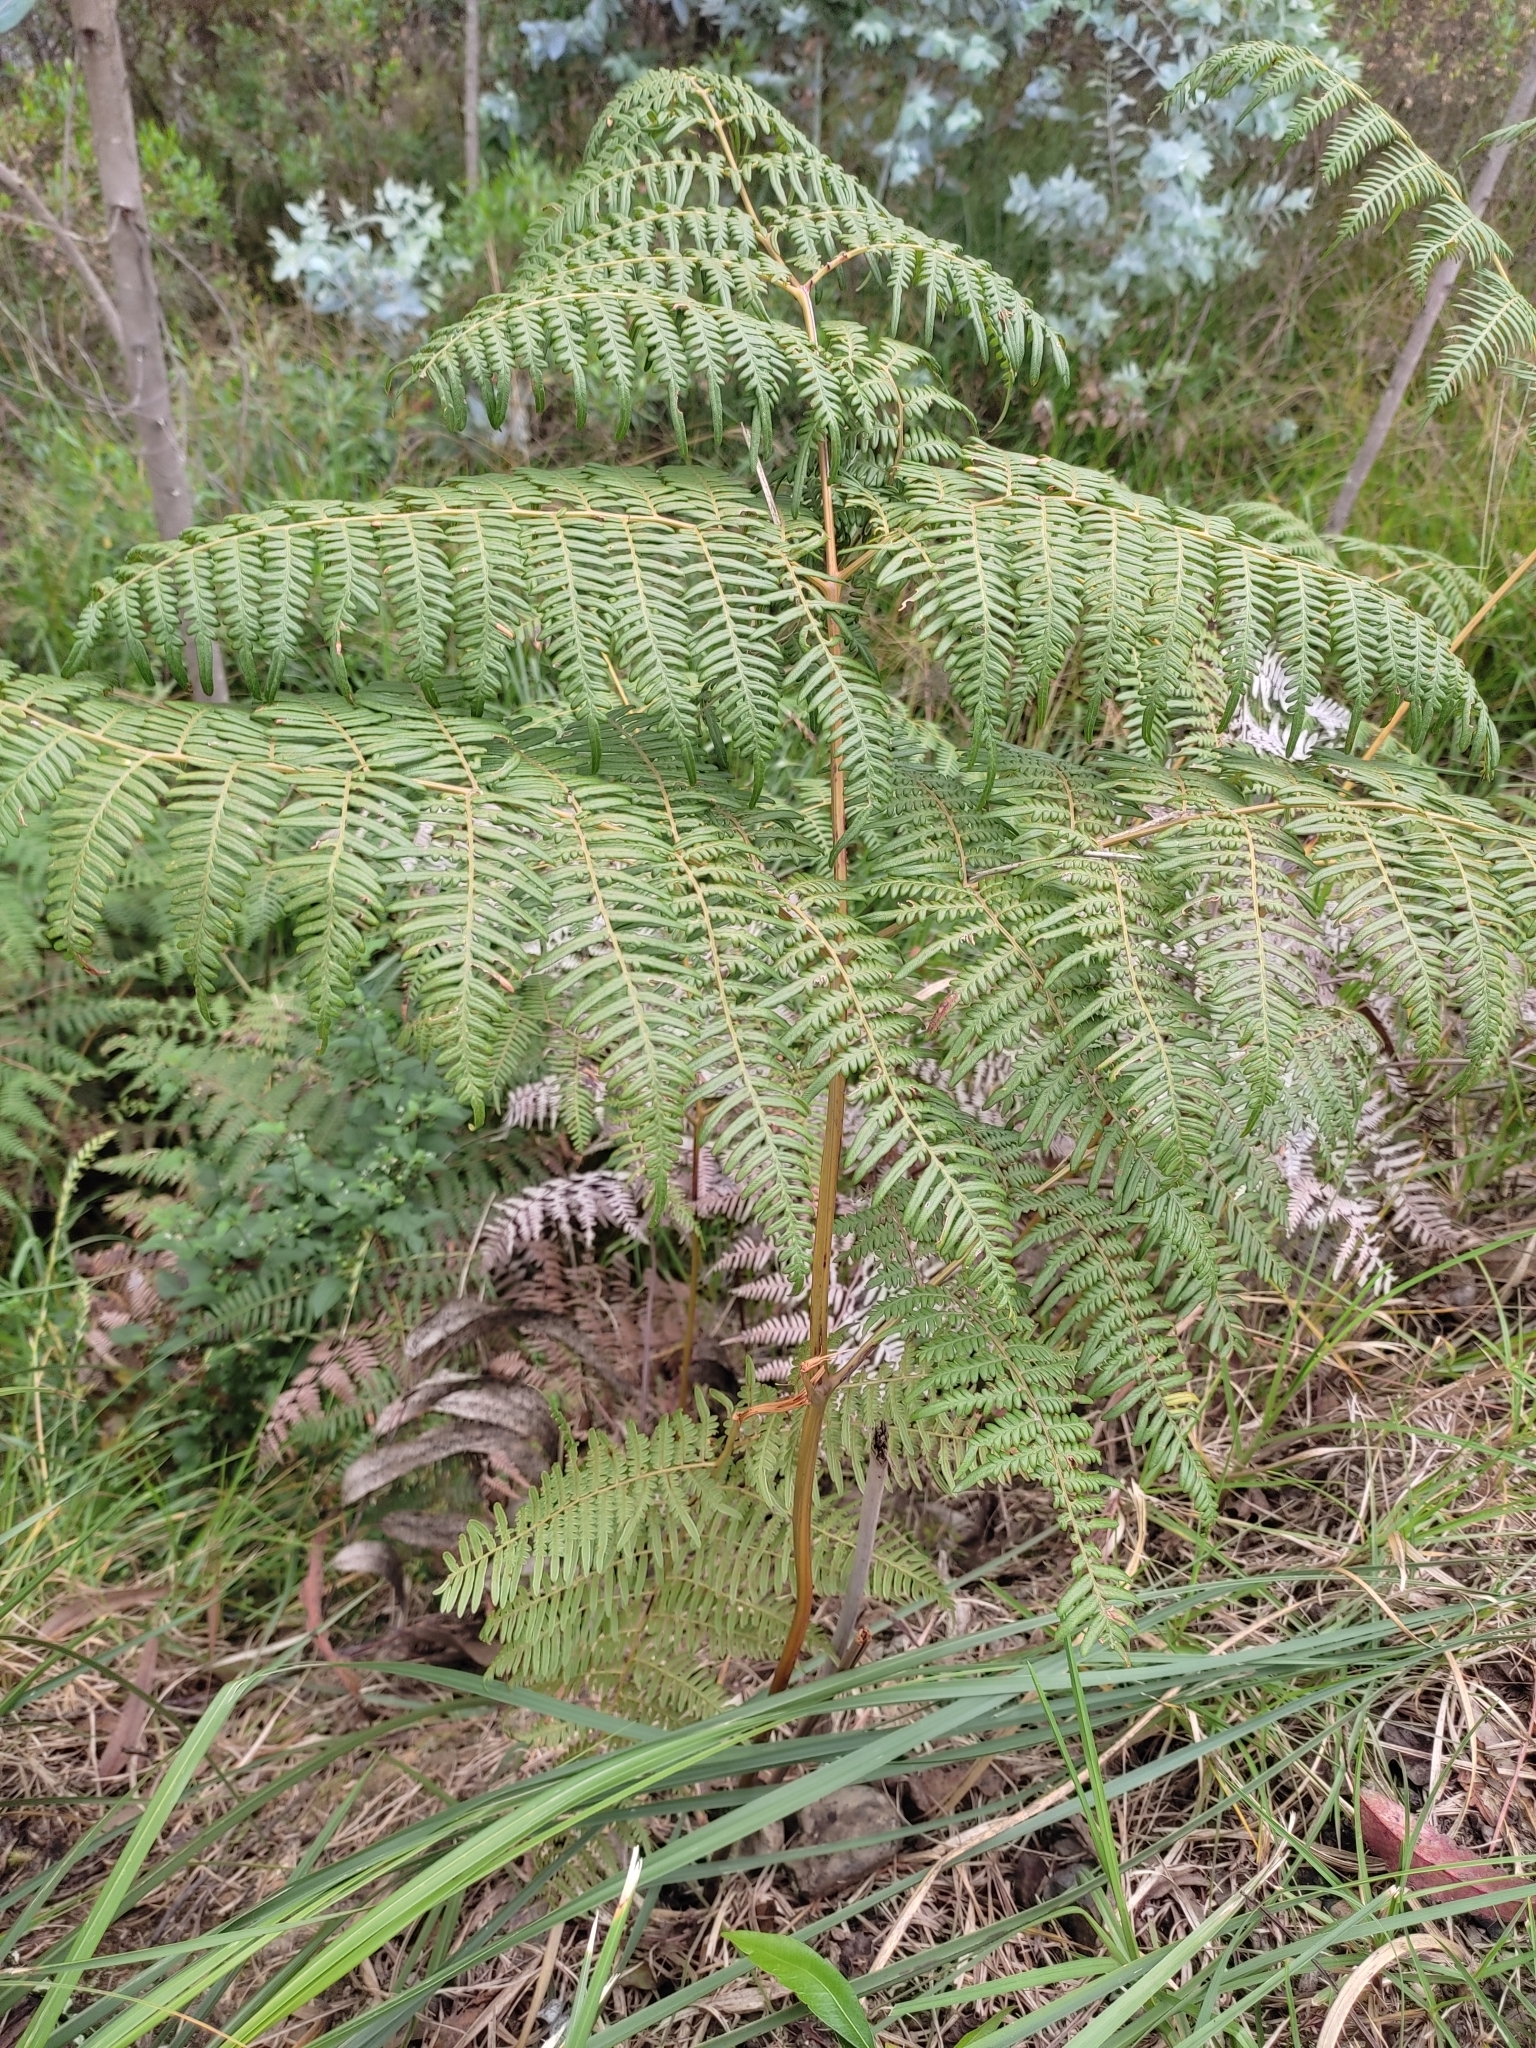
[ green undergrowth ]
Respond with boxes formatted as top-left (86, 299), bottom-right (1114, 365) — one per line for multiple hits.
top-left (4, 1229), bottom-right (1536, 2048)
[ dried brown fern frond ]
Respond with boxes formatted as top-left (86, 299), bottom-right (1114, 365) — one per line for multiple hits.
top-left (334, 1215), bottom-right (658, 1516)
top-left (74, 1246), bottom-right (178, 1385)
top-left (341, 1381), bottom-right (558, 1507)
top-left (259, 1328), bottom-right (391, 1463)
top-left (481, 1169), bottom-right (646, 1265)
top-left (499, 1075), bottom-right (562, 1132)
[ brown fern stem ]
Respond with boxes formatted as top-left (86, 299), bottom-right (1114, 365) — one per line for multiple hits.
top-left (769, 431), bottom-right (848, 1693)
top-left (770, 1001), bottom-right (845, 1690)
top-left (679, 1102), bottom-right (704, 1409)
top-left (698, 89), bottom-right (850, 1693)
top-left (769, 1369), bottom-right (831, 1692)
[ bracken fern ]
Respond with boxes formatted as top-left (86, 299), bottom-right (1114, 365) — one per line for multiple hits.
top-left (2, 68), bottom-right (1531, 1689)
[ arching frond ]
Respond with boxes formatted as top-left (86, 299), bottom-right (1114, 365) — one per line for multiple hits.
top-left (401, 66), bottom-right (1060, 476)
top-left (877, 446), bottom-right (1494, 766)
top-left (1179, 42), bottom-right (1536, 409)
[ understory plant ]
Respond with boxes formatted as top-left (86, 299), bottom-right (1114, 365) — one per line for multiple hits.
top-left (4, 62), bottom-right (1536, 1702)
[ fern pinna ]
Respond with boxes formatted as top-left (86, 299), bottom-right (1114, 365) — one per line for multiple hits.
top-left (3, 66), bottom-right (1533, 1695)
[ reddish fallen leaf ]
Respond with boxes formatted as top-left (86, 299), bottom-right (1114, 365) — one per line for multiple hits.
top-left (39, 1584), bottom-right (156, 1641)
top-left (301, 1532), bottom-right (363, 1702)
top-left (1357, 1787), bottom-right (1523, 1924)
top-left (97, 1636), bottom-right (158, 1780)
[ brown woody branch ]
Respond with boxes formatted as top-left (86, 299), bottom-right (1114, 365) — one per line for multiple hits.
top-left (0, 157), bottom-right (125, 350)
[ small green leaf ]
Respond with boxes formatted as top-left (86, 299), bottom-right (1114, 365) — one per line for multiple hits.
top-left (726, 1930), bottom-right (876, 2048)
top-left (955, 2021), bottom-right (1011, 2048)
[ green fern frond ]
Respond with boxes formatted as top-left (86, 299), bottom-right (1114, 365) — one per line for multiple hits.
top-left (438, 1409), bottom-right (940, 1714)
top-left (1179, 42), bottom-right (1536, 411)
top-left (1332, 537), bottom-right (1484, 640)
top-left (911, 1288), bottom-right (1131, 1645)
top-left (47, 756), bottom-right (173, 960)
top-left (1429, 267), bottom-right (1536, 405)
top-left (165, 765), bottom-right (285, 1007)
top-left (1152, 797), bottom-right (1317, 1112)
top-left (883, 447), bottom-right (1493, 767)
top-left (1242, 753), bottom-right (1527, 1074)
top-left (275, 779), bottom-right (386, 1036)
top-left (69, 472), bottom-right (830, 737)
top-left (1021, 1185), bottom-right (1213, 1517)
top-left (8, 65), bottom-right (1530, 1688)
top-left (403, 67), bottom-right (1060, 469)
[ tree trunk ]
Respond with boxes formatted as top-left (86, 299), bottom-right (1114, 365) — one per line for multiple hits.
top-left (463, 0), bottom-right (481, 193)
top-left (67, 0), bottom-right (193, 544)
top-left (1325, 46), bottom-right (1536, 537)
top-left (68, 0), bottom-right (226, 699)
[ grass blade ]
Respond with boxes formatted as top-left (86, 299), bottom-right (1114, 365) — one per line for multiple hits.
top-left (18, 1670), bottom-right (263, 2048)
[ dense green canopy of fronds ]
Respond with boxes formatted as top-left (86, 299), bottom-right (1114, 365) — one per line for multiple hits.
top-left (4, 64), bottom-right (1531, 1673)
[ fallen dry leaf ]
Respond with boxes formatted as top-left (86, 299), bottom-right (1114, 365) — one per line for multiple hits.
top-left (1356, 1787), bottom-right (1524, 1924)
top-left (905, 1758), bottom-right (1006, 1818)
top-left (97, 1636), bottom-right (158, 1780)
top-left (1317, 1932), bottom-right (1456, 2048)
top-left (38, 1584), bottom-right (157, 1641)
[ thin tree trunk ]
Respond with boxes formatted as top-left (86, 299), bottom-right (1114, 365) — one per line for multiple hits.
top-left (1325, 47), bottom-right (1536, 537)
top-left (507, 370), bottom-right (533, 459)
top-left (68, 0), bottom-right (192, 543)
top-left (67, 0), bottom-right (226, 700)
top-left (464, 0), bottom-right (481, 193)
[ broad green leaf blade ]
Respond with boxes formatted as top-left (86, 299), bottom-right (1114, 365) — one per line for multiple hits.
top-left (726, 1932), bottom-right (876, 2048)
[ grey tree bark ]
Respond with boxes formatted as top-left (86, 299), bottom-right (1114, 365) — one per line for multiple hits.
top-left (68, 0), bottom-right (192, 542)
top-left (67, 0), bottom-right (226, 698)
top-left (1325, 47), bottom-right (1536, 537)
top-left (464, 0), bottom-right (481, 193)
